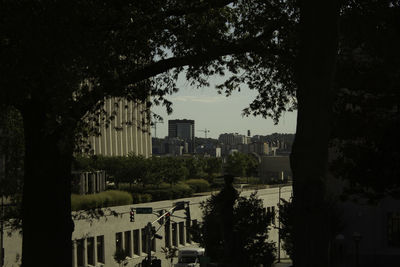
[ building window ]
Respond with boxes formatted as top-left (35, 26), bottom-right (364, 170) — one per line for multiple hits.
top-left (87, 237), bottom-right (95, 265)
top-left (116, 232), bottom-right (123, 251)
top-left (133, 229), bottom-right (140, 256)
top-left (76, 239), bottom-right (85, 267)
top-left (125, 231), bottom-right (132, 257)
top-left (165, 223), bottom-right (171, 248)
top-left (97, 236), bottom-right (105, 263)
top-left (186, 220), bottom-right (191, 243)
top-left (141, 228), bottom-right (147, 254)
top-left (191, 219), bottom-right (198, 243)
top-left (179, 222), bottom-right (185, 245)
top-left (388, 212), bottom-right (400, 247)
top-left (172, 223), bottom-right (178, 247)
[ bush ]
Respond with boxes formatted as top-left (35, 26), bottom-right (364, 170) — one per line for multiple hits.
top-left (185, 179), bottom-right (210, 193)
top-left (171, 183), bottom-right (193, 198)
top-left (145, 189), bottom-right (173, 201)
top-left (139, 183), bottom-right (193, 201)
top-left (132, 193), bottom-right (152, 204)
top-left (71, 190), bottom-right (132, 211)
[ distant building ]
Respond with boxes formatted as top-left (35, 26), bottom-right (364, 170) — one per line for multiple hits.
top-left (86, 97), bottom-right (152, 158)
top-left (218, 133), bottom-right (248, 146)
top-left (168, 119), bottom-right (195, 153)
top-left (249, 141), bottom-right (270, 155)
top-left (258, 156), bottom-right (292, 182)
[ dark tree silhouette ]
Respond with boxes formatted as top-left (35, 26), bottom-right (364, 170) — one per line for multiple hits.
top-left (290, 1), bottom-right (341, 266)
top-left (331, 0), bottom-right (400, 200)
top-left (0, 2), bottom-right (296, 266)
top-left (193, 175), bottom-right (275, 267)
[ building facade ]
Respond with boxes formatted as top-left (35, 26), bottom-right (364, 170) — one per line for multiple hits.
top-left (168, 119), bottom-right (195, 153)
top-left (218, 133), bottom-right (248, 146)
top-left (87, 98), bottom-right (152, 158)
top-left (2, 187), bottom-right (292, 267)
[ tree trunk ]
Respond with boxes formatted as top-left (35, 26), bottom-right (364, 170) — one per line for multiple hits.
top-left (290, 1), bottom-right (340, 267)
top-left (21, 102), bottom-right (75, 267)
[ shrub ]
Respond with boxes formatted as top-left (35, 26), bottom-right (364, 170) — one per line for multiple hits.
top-left (71, 190), bottom-right (132, 211)
top-left (171, 183), bottom-right (193, 198)
top-left (132, 193), bottom-right (152, 204)
top-left (185, 179), bottom-right (210, 193)
top-left (139, 183), bottom-right (193, 201)
top-left (144, 189), bottom-right (173, 201)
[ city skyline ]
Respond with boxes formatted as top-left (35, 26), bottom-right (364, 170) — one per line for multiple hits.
top-left (151, 73), bottom-right (297, 139)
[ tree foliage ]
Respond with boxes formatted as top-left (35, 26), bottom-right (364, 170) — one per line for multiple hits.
top-left (226, 152), bottom-right (259, 177)
top-left (193, 181), bottom-right (275, 267)
top-left (330, 0), bottom-right (400, 199)
top-left (0, 106), bottom-right (24, 196)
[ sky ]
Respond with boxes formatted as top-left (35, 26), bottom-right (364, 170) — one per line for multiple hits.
top-left (151, 74), bottom-right (297, 139)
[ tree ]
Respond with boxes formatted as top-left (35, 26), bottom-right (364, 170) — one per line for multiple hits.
top-left (226, 152), bottom-right (258, 178)
top-left (0, 106), bottom-right (24, 196)
top-left (0, 1), bottom-right (318, 266)
top-left (193, 176), bottom-right (276, 267)
top-left (226, 152), bottom-right (248, 177)
top-left (278, 198), bottom-right (294, 260)
top-left (203, 157), bottom-right (222, 182)
top-left (289, 1), bottom-right (341, 266)
top-left (330, 0), bottom-right (400, 200)
top-left (161, 246), bottom-right (178, 267)
top-left (184, 157), bottom-right (206, 179)
top-left (163, 157), bottom-right (188, 186)
top-left (245, 153), bottom-right (259, 177)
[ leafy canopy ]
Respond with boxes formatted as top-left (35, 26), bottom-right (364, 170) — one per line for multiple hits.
top-left (193, 189), bottom-right (276, 266)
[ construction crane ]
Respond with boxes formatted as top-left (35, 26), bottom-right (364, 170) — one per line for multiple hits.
top-left (197, 128), bottom-right (210, 138)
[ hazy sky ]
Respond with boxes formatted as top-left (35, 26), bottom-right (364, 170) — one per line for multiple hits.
top-left (151, 74), bottom-right (297, 139)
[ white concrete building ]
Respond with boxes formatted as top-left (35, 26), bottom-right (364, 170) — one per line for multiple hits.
top-left (2, 187), bottom-right (292, 267)
top-left (86, 97), bottom-right (152, 158)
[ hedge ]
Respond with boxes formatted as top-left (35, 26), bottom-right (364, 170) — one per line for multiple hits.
top-left (185, 179), bottom-right (210, 193)
top-left (143, 183), bottom-right (193, 201)
top-left (71, 190), bottom-right (133, 211)
top-left (132, 193), bottom-right (152, 204)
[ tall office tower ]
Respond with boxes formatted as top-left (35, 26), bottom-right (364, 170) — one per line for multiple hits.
top-left (168, 119), bottom-right (195, 153)
top-left (85, 97), bottom-right (152, 157)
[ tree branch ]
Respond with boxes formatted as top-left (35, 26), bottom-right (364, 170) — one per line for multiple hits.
top-left (125, 33), bottom-right (274, 85)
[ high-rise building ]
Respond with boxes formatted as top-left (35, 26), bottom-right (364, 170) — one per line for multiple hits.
top-left (168, 119), bottom-right (195, 153)
top-left (86, 97), bottom-right (152, 157)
